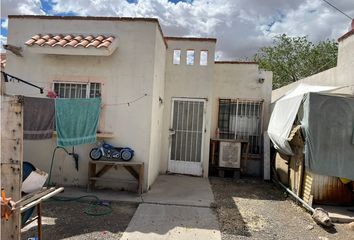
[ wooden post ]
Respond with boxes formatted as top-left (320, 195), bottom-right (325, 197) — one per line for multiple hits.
top-left (37, 203), bottom-right (42, 240)
top-left (139, 163), bottom-right (144, 194)
top-left (0, 71), bottom-right (6, 96)
top-left (1, 95), bottom-right (23, 240)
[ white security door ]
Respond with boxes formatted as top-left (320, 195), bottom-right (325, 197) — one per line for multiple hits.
top-left (168, 98), bottom-right (206, 176)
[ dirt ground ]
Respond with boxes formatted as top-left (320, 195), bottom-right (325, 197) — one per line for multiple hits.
top-left (210, 178), bottom-right (354, 240)
top-left (21, 201), bottom-right (137, 240)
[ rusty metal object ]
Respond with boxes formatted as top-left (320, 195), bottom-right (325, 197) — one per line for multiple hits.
top-left (310, 173), bottom-right (354, 205)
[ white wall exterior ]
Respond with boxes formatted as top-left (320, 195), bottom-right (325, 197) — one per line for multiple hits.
top-left (147, 27), bottom-right (166, 188)
top-left (4, 16), bottom-right (273, 191)
top-left (160, 39), bottom-right (215, 177)
top-left (272, 33), bottom-right (354, 103)
top-left (212, 63), bottom-right (272, 136)
top-left (5, 17), bottom-right (162, 192)
top-left (212, 63), bottom-right (272, 176)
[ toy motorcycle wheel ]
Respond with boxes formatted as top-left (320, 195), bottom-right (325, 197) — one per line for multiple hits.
top-left (112, 150), bottom-right (121, 159)
top-left (90, 148), bottom-right (102, 160)
top-left (121, 149), bottom-right (133, 161)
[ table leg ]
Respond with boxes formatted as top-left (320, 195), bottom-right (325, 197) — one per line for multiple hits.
top-left (211, 141), bottom-right (216, 165)
top-left (37, 202), bottom-right (42, 240)
top-left (139, 164), bottom-right (144, 194)
top-left (87, 162), bottom-right (96, 192)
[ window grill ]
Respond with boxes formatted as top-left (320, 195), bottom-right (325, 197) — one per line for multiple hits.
top-left (218, 99), bottom-right (263, 155)
top-left (53, 82), bottom-right (101, 98)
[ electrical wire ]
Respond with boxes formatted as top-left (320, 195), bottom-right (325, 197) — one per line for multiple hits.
top-left (104, 93), bottom-right (149, 106)
top-left (320, 0), bottom-right (353, 20)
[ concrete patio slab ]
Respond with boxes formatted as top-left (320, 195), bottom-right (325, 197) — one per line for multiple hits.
top-left (120, 203), bottom-right (221, 240)
top-left (59, 187), bottom-right (142, 203)
top-left (142, 174), bottom-right (215, 207)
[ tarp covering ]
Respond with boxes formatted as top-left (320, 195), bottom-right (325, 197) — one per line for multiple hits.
top-left (301, 92), bottom-right (354, 180)
top-left (268, 84), bottom-right (340, 155)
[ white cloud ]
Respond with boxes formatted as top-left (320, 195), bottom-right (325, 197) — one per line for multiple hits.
top-left (1, 19), bottom-right (8, 29)
top-left (1, 0), bottom-right (44, 16)
top-left (1, 0), bottom-right (354, 59)
top-left (268, 0), bottom-right (354, 41)
top-left (0, 34), bottom-right (7, 53)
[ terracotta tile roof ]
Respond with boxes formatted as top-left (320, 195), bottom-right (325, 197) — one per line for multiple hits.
top-left (25, 34), bottom-right (115, 49)
top-left (0, 53), bottom-right (6, 69)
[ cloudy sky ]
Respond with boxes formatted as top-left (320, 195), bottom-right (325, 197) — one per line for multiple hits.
top-left (1, 0), bottom-right (353, 59)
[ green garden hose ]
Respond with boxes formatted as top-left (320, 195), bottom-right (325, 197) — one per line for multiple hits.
top-left (46, 147), bottom-right (112, 216)
top-left (50, 195), bottom-right (113, 216)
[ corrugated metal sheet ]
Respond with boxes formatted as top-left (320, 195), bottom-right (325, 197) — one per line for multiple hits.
top-left (309, 171), bottom-right (354, 205)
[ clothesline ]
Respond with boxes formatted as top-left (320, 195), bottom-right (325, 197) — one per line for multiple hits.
top-left (104, 94), bottom-right (149, 106)
top-left (1, 93), bottom-right (160, 107)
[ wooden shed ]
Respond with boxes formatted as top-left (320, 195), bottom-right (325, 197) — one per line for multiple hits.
top-left (275, 126), bottom-right (354, 206)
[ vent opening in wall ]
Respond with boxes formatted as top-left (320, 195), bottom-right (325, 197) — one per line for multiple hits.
top-left (200, 50), bottom-right (208, 66)
top-left (173, 49), bottom-right (181, 65)
top-left (186, 50), bottom-right (195, 65)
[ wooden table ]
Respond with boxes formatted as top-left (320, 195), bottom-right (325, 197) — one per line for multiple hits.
top-left (87, 160), bottom-right (144, 194)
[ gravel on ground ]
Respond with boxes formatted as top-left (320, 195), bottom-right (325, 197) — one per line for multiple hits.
top-left (210, 178), bottom-right (354, 240)
top-left (21, 201), bottom-right (137, 240)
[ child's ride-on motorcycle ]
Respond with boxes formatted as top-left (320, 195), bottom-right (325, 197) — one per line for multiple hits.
top-left (89, 142), bottom-right (134, 161)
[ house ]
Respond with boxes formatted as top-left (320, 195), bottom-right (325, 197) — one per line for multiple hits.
top-left (4, 15), bottom-right (272, 192)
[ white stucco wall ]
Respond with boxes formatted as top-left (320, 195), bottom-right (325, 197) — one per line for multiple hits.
top-left (5, 17), bottom-right (164, 192)
top-left (147, 28), bottom-right (166, 188)
top-left (272, 33), bottom-right (354, 103)
top-left (160, 38), bottom-right (216, 177)
top-left (212, 63), bottom-right (272, 137)
top-left (212, 63), bottom-right (272, 176)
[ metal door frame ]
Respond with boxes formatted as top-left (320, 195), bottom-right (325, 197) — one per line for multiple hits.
top-left (168, 97), bottom-right (206, 176)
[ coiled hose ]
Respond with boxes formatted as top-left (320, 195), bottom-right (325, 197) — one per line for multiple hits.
top-left (46, 146), bottom-right (112, 216)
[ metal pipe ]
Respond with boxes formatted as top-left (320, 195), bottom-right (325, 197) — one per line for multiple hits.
top-left (274, 179), bottom-right (315, 214)
top-left (1, 71), bottom-right (44, 94)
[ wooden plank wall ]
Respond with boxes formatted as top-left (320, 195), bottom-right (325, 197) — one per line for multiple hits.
top-left (275, 152), bottom-right (289, 186)
top-left (1, 95), bottom-right (23, 240)
top-left (275, 126), bottom-right (307, 199)
top-left (288, 128), bottom-right (304, 197)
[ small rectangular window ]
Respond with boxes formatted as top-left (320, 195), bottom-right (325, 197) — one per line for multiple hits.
top-left (186, 50), bottom-right (195, 65)
top-left (90, 83), bottom-right (101, 98)
top-left (200, 50), bottom-right (208, 66)
top-left (173, 49), bottom-right (181, 65)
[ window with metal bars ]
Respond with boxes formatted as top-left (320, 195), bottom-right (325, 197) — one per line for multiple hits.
top-left (218, 99), bottom-right (263, 155)
top-left (53, 82), bottom-right (101, 98)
